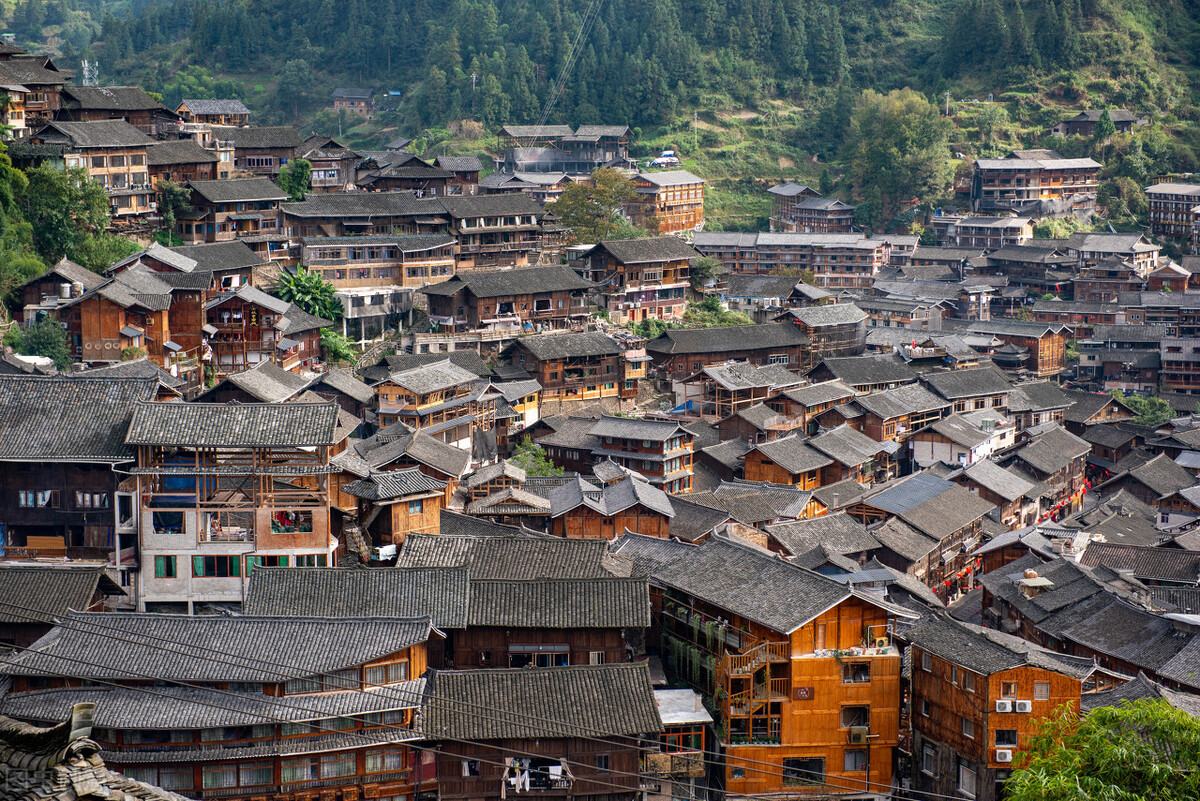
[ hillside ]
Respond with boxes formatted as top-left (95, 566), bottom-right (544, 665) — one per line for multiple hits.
top-left (6, 0), bottom-right (1200, 229)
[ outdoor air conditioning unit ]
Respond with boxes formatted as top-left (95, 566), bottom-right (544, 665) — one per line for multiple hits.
top-left (995, 750), bottom-right (1013, 763)
top-left (847, 726), bottom-right (870, 745)
top-left (1015, 700), bottom-right (1033, 713)
top-left (874, 637), bottom-right (890, 649)
top-left (995, 700), bottom-right (1013, 713)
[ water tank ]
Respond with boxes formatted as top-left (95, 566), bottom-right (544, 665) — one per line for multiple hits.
top-left (59, 283), bottom-right (72, 299)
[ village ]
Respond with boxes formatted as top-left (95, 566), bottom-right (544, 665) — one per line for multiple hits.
top-left (0, 36), bottom-right (1198, 801)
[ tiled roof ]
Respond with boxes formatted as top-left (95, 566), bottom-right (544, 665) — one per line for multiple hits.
top-left (282, 191), bottom-right (428, 218)
top-left (381, 350), bottom-right (492, 378)
top-left (22, 257), bottom-right (105, 292)
top-left (36, 119), bottom-right (154, 148)
top-left (789, 302), bottom-right (868, 327)
top-left (504, 330), bottom-right (621, 360)
top-left (210, 125), bottom-right (303, 149)
top-left (145, 138), bottom-right (217, 166)
top-left (351, 422), bottom-right (471, 478)
top-left (921, 366), bottom-right (1013, 400)
top-left (0, 564), bottom-right (122, 623)
top-left (903, 613), bottom-right (1094, 677)
top-left (1081, 672), bottom-right (1200, 716)
top-left (1, 612), bottom-right (434, 681)
top-left (897, 484), bottom-right (996, 540)
top-left (188, 177), bottom-right (287, 204)
top-left (244, 566), bottom-right (468, 629)
top-left (343, 468), bottom-right (447, 501)
top-left (960, 459), bottom-right (1035, 501)
top-left (437, 193), bottom-right (547, 220)
top-left (590, 415), bottom-right (688, 442)
top-left (180, 98), bottom-right (250, 115)
top-left (384, 359), bottom-right (479, 394)
top-left (1108, 453), bottom-right (1197, 498)
top-left (767, 182), bottom-right (817, 197)
top-left (395, 532), bottom-right (633, 578)
top-left (811, 355), bottom-right (917, 388)
top-left (170, 240), bottom-right (265, 273)
top-left (646, 322), bottom-right (809, 355)
top-left (435, 155), bottom-right (483, 172)
top-left (779, 379), bottom-right (856, 408)
top-left (869, 517), bottom-right (938, 563)
top-left (585, 236), bottom-right (700, 264)
top-left (667, 496), bottom-right (731, 542)
top-left (126, 401), bottom-right (338, 447)
top-left (1079, 543), bottom-right (1200, 583)
top-left (752, 434), bottom-right (833, 474)
top-left (0, 376), bottom-right (157, 463)
top-left (424, 264), bottom-right (592, 298)
top-left (725, 273), bottom-right (805, 299)
top-left (766, 512), bottom-right (880, 558)
top-left (311, 369), bottom-right (375, 404)
top-left (808, 424), bottom-right (887, 467)
top-left (1007, 381), bottom-right (1073, 413)
top-left (613, 534), bottom-right (903, 634)
top-left (1011, 425), bottom-right (1092, 475)
top-left (212, 359), bottom-right (309, 402)
top-left (0, 682), bottom-right (424, 731)
top-left (425, 662), bottom-right (662, 740)
top-left (853, 383), bottom-right (948, 419)
top-left (636, 170), bottom-right (705, 187)
top-left (469, 577), bottom-right (650, 628)
top-left (73, 357), bottom-right (186, 389)
top-left (698, 361), bottom-right (802, 391)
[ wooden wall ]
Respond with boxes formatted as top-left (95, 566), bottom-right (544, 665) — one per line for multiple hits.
top-left (453, 628), bottom-right (625, 669)
top-left (551, 505), bottom-right (671, 539)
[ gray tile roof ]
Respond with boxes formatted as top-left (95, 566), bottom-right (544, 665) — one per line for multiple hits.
top-left (170, 240), bottom-right (265, 273)
top-left (960, 459), bottom-right (1035, 501)
top-left (0, 376), bottom-right (158, 463)
top-left (0, 681), bottom-right (425, 731)
top-left (188, 177), bottom-right (287, 204)
top-left (180, 98), bottom-right (251, 116)
top-left (1011, 425), bottom-right (1092, 476)
top-left (725, 274), bottom-right (805, 299)
top-left (853, 383), bottom-right (948, 419)
top-left (36, 119), bottom-right (154, 148)
top-left (351, 423), bottom-right (471, 478)
top-left (0, 564), bottom-right (122, 623)
top-left (145, 138), bottom-right (217, 166)
top-left (343, 468), bottom-right (447, 501)
top-left (790, 302), bottom-right (868, 327)
top-left (1079, 543), bottom-right (1200, 583)
top-left (1106, 453), bottom-right (1197, 498)
top-left (808, 424), bottom-right (887, 467)
top-left (244, 566), bottom-right (468, 629)
top-left (698, 361), bottom-right (802, 391)
top-left (435, 155), bottom-right (483, 172)
top-left (646, 322), bottom-right (810, 355)
top-left (395, 532), bottom-right (633, 579)
top-left (667, 496), bottom-right (731, 542)
top-left (1007, 381), bottom-right (1073, 413)
top-left (73, 357), bottom-right (186, 389)
top-left (126, 401), bottom-right (338, 447)
top-left (636, 170), bottom-right (705, 187)
top-left (752, 434), bottom-right (833, 474)
top-left (548, 475), bottom-right (676, 519)
top-left (904, 613), bottom-right (1095, 678)
top-left (1080, 672), bottom-right (1200, 716)
top-left (612, 534), bottom-right (896, 634)
top-left (504, 330), bottom-right (621, 361)
top-left (469, 577), bottom-right (650, 628)
top-left (765, 512), bottom-right (880, 558)
top-left (585, 236), bottom-right (700, 265)
top-left (896, 484), bottom-right (996, 540)
top-left (213, 359), bottom-right (310, 402)
top-left (381, 350), bottom-right (492, 378)
top-left (312, 369), bottom-right (375, 404)
top-left (869, 517), bottom-right (938, 563)
top-left (424, 662), bottom-right (662, 740)
top-left (424, 265), bottom-right (593, 298)
top-left (1, 612), bottom-right (434, 681)
top-left (862, 472), bottom-right (956, 515)
top-left (921, 365), bottom-right (1013, 400)
top-left (384, 359), bottom-right (479, 395)
top-left (779, 379), bottom-right (856, 408)
top-left (210, 125), bottom-right (303, 150)
top-left (811, 355), bottom-right (917, 388)
top-left (590, 416), bottom-right (688, 442)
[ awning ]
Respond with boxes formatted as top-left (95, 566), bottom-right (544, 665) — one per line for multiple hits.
top-left (163, 341), bottom-right (183, 353)
top-left (276, 337), bottom-right (300, 350)
top-left (119, 326), bottom-right (143, 338)
top-left (202, 324), bottom-right (218, 336)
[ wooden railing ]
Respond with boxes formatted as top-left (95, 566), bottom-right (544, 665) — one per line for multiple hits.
top-left (722, 641), bottom-right (789, 677)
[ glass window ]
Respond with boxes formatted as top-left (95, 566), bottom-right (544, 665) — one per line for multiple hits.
top-left (843, 749), bottom-right (867, 772)
top-left (1001, 681), bottom-right (1017, 699)
top-left (320, 752), bottom-right (356, 778)
top-left (995, 730), bottom-right (1018, 747)
top-left (962, 717), bottom-right (975, 739)
top-left (782, 758), bottom-right (824, 786)
top-left (842, 662), bottom-right (870, 683)
top-left (201, 764), bottom-right (237, 789)
top-left (921, 651), bottom-right (932, 671)
top-left (922, 745), bottom-right (935, 775)
top-left (281, 757), bottom-right (319, 783)
top-left (239, 761), bottom-right (274, 786)
top-left (1034, 681), bottom-right (1050, 700)
top-left (958, 763), bottom-right (977, 797)
top-left (841, 706), bottom-right (869, 728)
top-left (192, 555), bottom-right (240, 577)
top-left (154, 556), bottom-right (176, 578)
top-left (366, 748), bottom-right (405, 773)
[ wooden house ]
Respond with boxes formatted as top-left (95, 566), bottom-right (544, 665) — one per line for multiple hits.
top-left (424, 265), bottom-right (593, 333)
top-left (778, 303), bottom-right (869, 359)
top-left (580, 237), bottom-right (697, 324)
top-left (16, 257), bottom-right (107, 325)
top-left (440, 193), bottom-right (547, 270)
top-left (971, 153), bottom-right (1101, 214)
top-left (613, 534), bottom-right (915, 797)
top-left (1093, 453), bottom-right (1196, 510)
top-left (743, 435), bottom-right (832, 489)
top-left (495, 124), bottom-right (633, 175)
top-left (0, 613), bottom-right (432, 801)
top-left (56, 85), bottom-right (179, 135)
top-left (32, 120), bottom-right (156, 224)
top-left (676, 361), bottom-right (803, 421)
top-left (0, 44), bottom-right (71, 127)
top-left (0, 563), bottom-right (124, 647)
top-left (626, 170), bottom-right (705, 234)
top-left (435, 155), bottom-right (483, 195)
top-left (145, 139), bottom-right (218, 186)
top-left (179, 177), bottom-right (287, 246)
top-left (343, 468), bottom-right (448, 546)
top-left (427, 663), bottom-right (660, 801)
top-left (332, 87), bottom-right (373, 117)
top-left (965, 320), bottom-right (1070, 377)
top-left (1054, 108), bottom-right (1140, 136)
top-left (695, 232), bottom-right (889, 289)
top-left (767, 183), bottom-right (821, 231)
top-left (175, 98), bottom-right (251, 126)
top-left (850, 383), bottom-right (949, 444)
top-left (358, 151), bottom-right (454, 195)
top-left (301, 134), bottom-right (361, 192)
top-left (588, 416), bottom-right (694, 493)
top-left (952, 460), bottom-right (1038, 530)
top-left (921, 366), bottom-right (1013, 413)
top-left (303, 234), bottom-right (456, 290)
top-left (548, 475), bottom-right (676, 538)
top-left (760, 380), bottom-right (857, 437)
top-left (906, 614), bottom-right (1107, 801)
top-left (502, 331), bottom-right (633, 407)
top-left (910, 412), bottom-right (1016, 468)
top-left (126, 401), bottom-right (338, 612)
top-left (646, 323), bottom-right (812, 380)
top-left (206, 284), bottom-right (328, 374)
top-left (768, 184), bottom-right (855, 233)
top-left (806, 355), bottom-right (917, 395)
top-left (999, 425), bottom-right (1092, 518)
top-left (373, 359), bottom-right (497, 453)
top-left (210, 125), bottom-right (302, 177)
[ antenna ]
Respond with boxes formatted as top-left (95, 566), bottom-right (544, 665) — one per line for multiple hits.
top-left (80, 60), bottom-right (99, 86)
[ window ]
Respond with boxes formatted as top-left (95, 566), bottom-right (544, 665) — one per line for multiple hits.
top-left (921, 699), bottom-right (930, 717)
top-left (18, 490), bottom-right (57, 508)
top-left (201, 764), bottom-right (237, 789)
top-left (364, 661), bottom-right (409, 686)
top-left (951, 666), bottom-right (958, 685)
top-left (963, 671), bottom-right (976, 692)
top-left (844, 749), bottom-right (867, 772)
top-left (284, 668), bottom-right (359, 694)
top-left (281, 757), bottom-right (319, 783)
top-left (595, 754), bottom-right (610, 773)
top-left (921, 651), bottom-right (932, 672)
top-left (192, 555), bottom-right (240, 578)
top-left (154, 556), bottom-right (176, 579)
top-left (841, 706), bottom-right (869, 728)
top-left (962, 717), bottom-right (975, 739)
top-left (245, 555), bottom-right (288, 573)
top-left (958, 762), bottom-right (977, 797)
top-left (995, 729), bottom-right (1018, 747)
top-left (366, 749), bottom-right (405, 773)
top-left (842, 662), bottom-right (870, 683)
top-left (295, 554), bottom-right (328, 567)
top-left (731, 768), bottom-right (745, 779)
top-left (75, 491), bottom-right (110, 509)
top-left (782, 758), bottom-right (824, 786)
top-left (239, 761), bottom-right (273, 787)
top-left (589, 651), bottom-right (606, 665)
top-left (922, 744), bottom-right (936, 775)
top-left (408, 499), bottom-right (424, 515)
top-left (1001, 681), bottom-right (1017, 699)
top-left (156, 765), bottom-right (194, 791)
top-left (321, 752), bottom-right (357, 778)
top-left (1034, 681), bottom-right (1050, 700)
top-left (460, 759), bottom-right (481, 777)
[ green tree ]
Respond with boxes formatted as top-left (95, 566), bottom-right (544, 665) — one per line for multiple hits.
top-left (547, 168), bottom-right (638, 243)
top-left (510, 435), bottom-right (564, 477)
top-left (845, 89), bottom-right (953, 222)
top-left (277, 158), bottom-right (312, 201)
top-left (690, 256), bottom-right (722, 290)
top-left (1006, 699), bottom-right (1200, 801)
top-left (71, 234), bottom-right (140, 274)
top-left (818, 169), bottom-right (834, 197)
top-left (1094, 108), bottom-right (1116, 160)
top-left (319, 328), bottom-right (356, 363)
top-left (277, 59), bottom-right (312, 117)
top-left (1110, 390), bottom-right (1174, 427)
top-left (18, 165), bottom-right (110, 267)
top-left (681, 295), bottom-right (754, 327)
top-left (158, 179), bottom-right (192, 237)
top-left (8, 316), bottom-right (71, 369)
top-left (275, 268), bottom-right (343, 321)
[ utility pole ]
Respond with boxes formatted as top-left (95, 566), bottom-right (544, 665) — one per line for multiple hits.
top-left (945, 90), bottom-right (950, 117)
top-left (471, 73), bottom-right (478, 92)
top-left (693, 110), bottom-right (697, 152)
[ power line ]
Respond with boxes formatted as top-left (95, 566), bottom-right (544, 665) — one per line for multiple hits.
top-left (0, 600), bottom-right (968, 801)
top-left (534, 0), bottom-right (605, 129)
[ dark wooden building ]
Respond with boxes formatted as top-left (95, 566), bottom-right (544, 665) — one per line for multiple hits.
top-left (423, 265), bottom-right (594, 333)
top-left (645, 322), bottom-right (811, 380)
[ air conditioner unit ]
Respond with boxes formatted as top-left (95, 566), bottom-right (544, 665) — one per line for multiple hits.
top-left (995, 749), bottom-right (1013, 763)
top-left (1015, 700), bottom-right (1033, 713)
top-left (995, 700), bottom-right (1013, 713)
top-left (847, 726), bottom-right (870, 745)
top-left (874, 637), bottom-right (890, 649)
